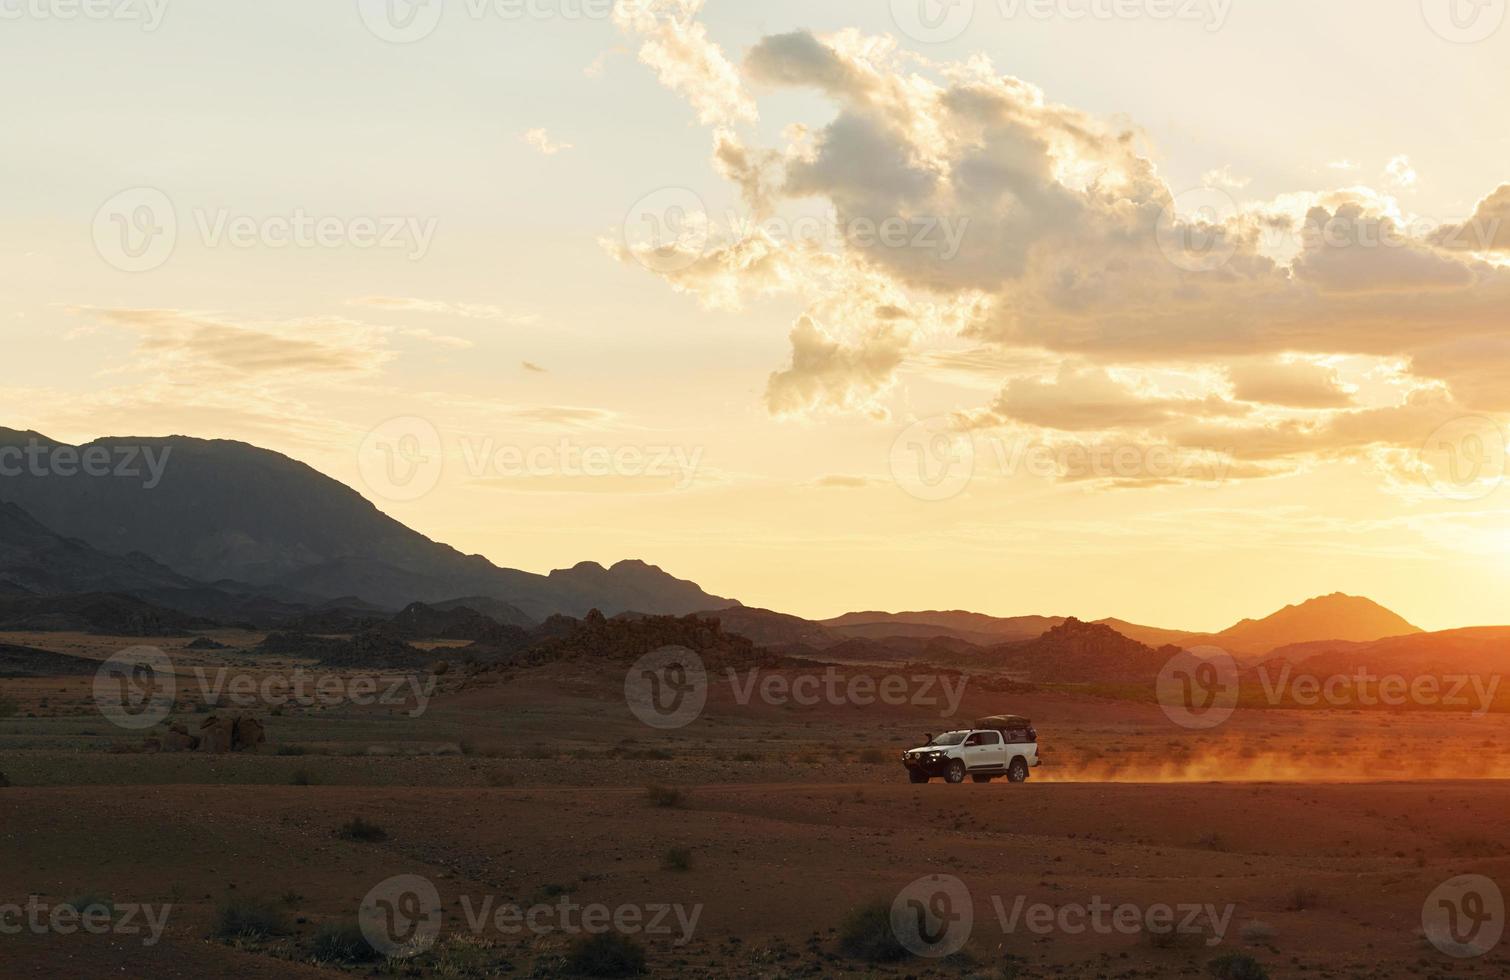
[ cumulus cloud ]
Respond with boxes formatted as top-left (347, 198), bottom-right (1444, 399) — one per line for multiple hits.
top-left (1227, 359), bottom-right (1354, 408)
top-left (87, 307), bottom-right (393, 379)
top-left (606, 17), bottom-right (1510, 486)
top-left (1431, 184), bottom-right (1510, 252)
top-left (349, 296), bottom-right (538, 323)
top-left (522, 128), bottom-right (573, 155)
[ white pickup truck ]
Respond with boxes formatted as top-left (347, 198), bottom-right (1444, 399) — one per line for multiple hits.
top-left (901, 715), bottom-right (1039, 784)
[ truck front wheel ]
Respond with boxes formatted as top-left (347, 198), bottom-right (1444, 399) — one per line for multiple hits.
top-left (946, 760), bottom-right (966, 784)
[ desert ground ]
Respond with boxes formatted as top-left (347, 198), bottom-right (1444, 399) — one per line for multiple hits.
top-left (2, 631), bottom-right (1508, 979)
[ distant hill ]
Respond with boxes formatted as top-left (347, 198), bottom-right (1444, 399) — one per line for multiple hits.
top-left (0, 429), bottom-right (738, 618)
top-left (821, 610), bottom-right (1064, 645)
top-left (0, 501), bottom-right (198, 596)
top-left (1260, 626), bottom-right (1510, 677)
top-left (1213, 593), bottom-right (1421, 654)
top-left (981, 618), bottom-right (1180, 683)
top-left (1093, 618), bottom-right (1201, 648)
top-left (0, 592), bottom-right (213, 636)
top-left (694, 606), bottom-right (840, 649)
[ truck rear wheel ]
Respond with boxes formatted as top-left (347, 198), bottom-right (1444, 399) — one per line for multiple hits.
top-left (1007, 758), bottom-right (1029, 783)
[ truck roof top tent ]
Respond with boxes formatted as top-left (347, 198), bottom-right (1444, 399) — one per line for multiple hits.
top-left (975, 715), bottom-right (1031, 730)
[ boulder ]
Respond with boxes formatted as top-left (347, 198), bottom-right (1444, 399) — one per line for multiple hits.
top-left (198, 714), bottom-right (235, 754)
top-left (161, 729), bottom-right (198, 753)
top-left (233, 716), bottom-right (266, 751)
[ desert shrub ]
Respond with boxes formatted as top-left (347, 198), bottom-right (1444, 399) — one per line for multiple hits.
top-left (214, 896), bottom-right (290, 940)
top-left (837, 900), bottom-right (908, 963)
top-left (335, 817), bottom-right (388, 842)
top-left (0, 697), bottom-right (18, 718)
top-left (310, 919), bottom-right (380, 963)
top-left (1284, 886), bottom-right (1320, 911)
top-left (662, 847), bottom-right (692, 872)
top-left (1240, 921), bottom-right (1275, 944)
top-left (733, 751), bottom-right (761, 762)
top-left (289, 769), bottom-right (314, 786)
top-left (275, 744), bottom-right (307, 756)
top-left (0, 771), bottom-right (10, 788)
top-left (486, 771), bottom-right (516, 788)
top-left (64, 895), bottom-right (114, 917)
top-left (644, 784), bottom-right (685, 808)
top-left (1207, 953), bottom-right (1268, 980)
top-left (563, 932), bottom-right (647, 977)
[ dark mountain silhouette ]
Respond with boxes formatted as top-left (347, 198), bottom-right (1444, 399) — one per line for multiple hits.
top-left (981, 618), bottom-right (1182, 683)
top-left (0, 500), bottom-right (197, 595)
top-left (0, 592), bottom-right (212, 635)
top-left (695, 606), bottom-right (841, 649)
top-left (430, 596), bottom-right (534, 628)
top-left (0, 429), bottom-right (737, 618)
top-left (820, 610), bottom-right (1063, 644)
top-left (1093, 617), bottom-right (1202, 648)
top-left (0, 642), bottom-right (102, 677)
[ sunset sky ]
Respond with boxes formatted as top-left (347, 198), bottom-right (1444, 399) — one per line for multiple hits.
top-left (3, 0), bottom-right (1508, 631)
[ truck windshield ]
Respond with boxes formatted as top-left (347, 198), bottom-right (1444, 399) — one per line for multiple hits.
top-left (928, 732), bottom-right (968, 746)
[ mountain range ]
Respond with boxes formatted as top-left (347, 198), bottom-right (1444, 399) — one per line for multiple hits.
top-left (0, 427), bottom-right (1481, 670)
top-left (0, 428), bottom-right (735, 620)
